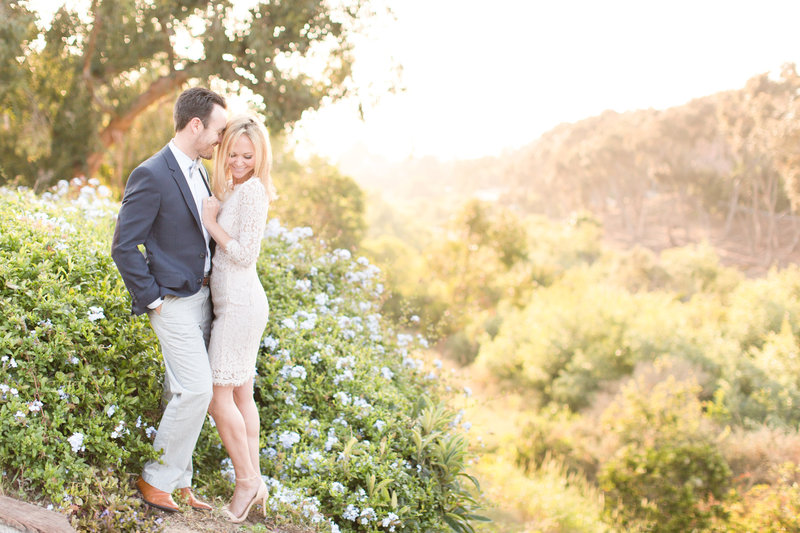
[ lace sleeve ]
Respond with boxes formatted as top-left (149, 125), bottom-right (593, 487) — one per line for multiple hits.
top-left (224, 179), bottom-right (268, 267)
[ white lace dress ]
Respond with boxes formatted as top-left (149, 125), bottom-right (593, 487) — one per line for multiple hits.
top-left (207, 178), bottom-right (269, 386)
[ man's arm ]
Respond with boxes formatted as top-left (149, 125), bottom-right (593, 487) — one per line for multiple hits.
top-left (111, 167), bottom-right (162, 312)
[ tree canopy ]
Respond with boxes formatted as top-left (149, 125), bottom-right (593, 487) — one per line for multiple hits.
top-left (0, 0), bottom-right (378, 189)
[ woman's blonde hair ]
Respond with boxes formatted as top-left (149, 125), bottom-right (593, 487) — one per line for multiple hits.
top-left (212, 114), bottom-right (277, 202)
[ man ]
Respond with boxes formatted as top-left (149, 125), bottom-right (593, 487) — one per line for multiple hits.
top-left (111, 87), bottom-right (227, 512)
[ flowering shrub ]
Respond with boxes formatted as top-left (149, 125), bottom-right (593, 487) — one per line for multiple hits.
top-left (0, 182), bottom-right (483, 532)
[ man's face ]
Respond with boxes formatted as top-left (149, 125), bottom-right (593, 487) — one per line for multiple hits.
top-left (195, 104), bottom-right (228, 160)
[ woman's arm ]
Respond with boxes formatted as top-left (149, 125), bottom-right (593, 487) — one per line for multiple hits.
top-left (202, 196), bottom-right (232, 250)
top-left (203, 180), bottom-right (268, 266)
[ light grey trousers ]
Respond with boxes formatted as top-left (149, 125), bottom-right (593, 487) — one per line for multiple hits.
top-left (142, 286), bottom-right (213, 492)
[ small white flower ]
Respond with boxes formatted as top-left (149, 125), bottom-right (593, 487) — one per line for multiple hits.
top-left (262, 447), bottom-right (277, 459)
top-left (410, 315), bottom-right (420, 323)
top-left (14, 410), bottom-right (26, 420)
top-left (333, 392), bottom-right (351, 406)
top-left (106, 404), bottom-right (117, 417)
top-left (381, 512), bottom-right (401, 529)
top-left (8, 358), bottom-right (17, 369)
top-left (262, 336), bottom-right (279, 351)
top-left (282, 318), bottom-right (297, 330)
top-left (463, 386), bottom-right (473, 397)
top-left (295, 279), bottom-right (311, 292)
top-left (380, 367), bottom-right (394, 380)
top-left (70, 356), bottom-right (80, 365)
top-left (333, 249), bottom-right (352, 261)
top-left (278, 431), bottom-right (301, 449)
top-left (279, 364), bottom-right (307, 381)
top-left (68, 432), bottom-right (85, 452)
top-left (333, 369), bottom-right (354, 385)
top-left (342, 504), bottom-right (359, 521)
top-left (359, 507), bottom-right (377, 524)
top-left (353, 397), bottom-right (371, 411)
top-left (331, 481), bottom-right (346, 495)
top-left (397, 333), bottom-right (413, 347)
top-left (146, 426), bottom-right (157, 439)
top-left (434, 359), bottom-right (442, 369)
top-left (87, 306), bottom-right (105, 321)
top-left (28, 400), bottom-right (43, 412)
top-left (373, 420), bottom-right (386, 432)
top-left (325, 431), bottom-right (339, 451)
top-left (111, 421), bottom-right (126, 439)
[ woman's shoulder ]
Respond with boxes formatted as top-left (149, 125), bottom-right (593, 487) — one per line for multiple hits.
top-left (238, 177), bottom-right (267, 201)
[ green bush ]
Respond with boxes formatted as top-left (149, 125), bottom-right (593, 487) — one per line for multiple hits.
top-left (718, 463), bottom-right (800, 532)
top-left (0, 184), bottom-right (483, 532)
top-left (514, 406), bottom-right (599, 481)
top-left (598, 377), bottom-right (730, 532)
top-left (476, 269), bottom-right (698, 410)
top-left (724, 266), bottom-right (800, 351)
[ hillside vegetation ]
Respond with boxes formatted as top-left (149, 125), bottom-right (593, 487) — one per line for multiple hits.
top-left (331, 65), bottom-right (800, 532)
top-left (0, 183), bottom-right (481, 532)
top-left (346, 64), bottom-right (800, 271)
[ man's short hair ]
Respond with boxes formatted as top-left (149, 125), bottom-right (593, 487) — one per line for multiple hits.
top-left (173, 87), bottom-right (227, 132)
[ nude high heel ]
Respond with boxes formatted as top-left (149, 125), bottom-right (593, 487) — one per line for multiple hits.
top-left (222, 476), bottom-right (267, 523)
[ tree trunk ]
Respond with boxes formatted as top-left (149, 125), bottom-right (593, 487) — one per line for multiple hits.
top-left (750, 179), bottom-right (761, 254)
top-left (723, 177), bottom-right (741, 239)
top-left (764, 172), bottom-right (778, 265)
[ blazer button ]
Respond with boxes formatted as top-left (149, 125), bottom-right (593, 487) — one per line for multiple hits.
top-left (199, 252), bottom-right (205, 258)
top-left (197, 278), bottom-right (202, 284)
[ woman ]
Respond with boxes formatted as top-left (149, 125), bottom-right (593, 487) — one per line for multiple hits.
top-left (201, 115), bottom-right (277, 523)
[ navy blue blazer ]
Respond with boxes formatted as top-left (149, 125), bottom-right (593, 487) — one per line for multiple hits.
top-left (111, 145), bottom-right (215, 315)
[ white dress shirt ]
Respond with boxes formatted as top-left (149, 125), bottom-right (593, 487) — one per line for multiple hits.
top-left (147, 141), bottom-right (212, 310)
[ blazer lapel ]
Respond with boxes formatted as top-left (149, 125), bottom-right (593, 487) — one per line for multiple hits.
top-left (160, 146), bottom-right (203, 231)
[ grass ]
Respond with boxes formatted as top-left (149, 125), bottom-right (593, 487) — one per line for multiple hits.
top-left (432, 358), bottom-right (611, 533)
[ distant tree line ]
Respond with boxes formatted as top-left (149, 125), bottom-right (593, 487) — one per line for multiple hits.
top-left (502, 64), bottom-right (800, 265)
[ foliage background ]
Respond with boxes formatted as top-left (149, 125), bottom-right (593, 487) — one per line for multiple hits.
top-left (0, 185), bottom-right (480, 532)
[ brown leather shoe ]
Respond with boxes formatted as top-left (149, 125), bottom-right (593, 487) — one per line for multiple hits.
top-left (177, 487), bottom-right (213, 511)
top-left (135, 477), bottom-right (180, 512)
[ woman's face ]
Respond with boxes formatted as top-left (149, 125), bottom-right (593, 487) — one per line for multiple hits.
top-left (227, 133), bottom-right (256, 182)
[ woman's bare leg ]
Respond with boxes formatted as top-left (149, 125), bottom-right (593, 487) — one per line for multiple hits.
top-left (208, 384), bottom-right (260, 517)
top-left (233, 377), bottom-right (261, 476)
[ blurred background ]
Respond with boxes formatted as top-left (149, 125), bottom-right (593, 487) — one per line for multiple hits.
top-left (5, 0), bottom-right (800, 530)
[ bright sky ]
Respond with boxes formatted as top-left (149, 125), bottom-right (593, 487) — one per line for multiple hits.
top-left (291, 0), bottom-right (800, 162)
top-left (26, 0), bottom-right (800, 163)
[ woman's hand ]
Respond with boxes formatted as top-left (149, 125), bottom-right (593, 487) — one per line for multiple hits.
top-left (203, 195), bottom-right (220, 226)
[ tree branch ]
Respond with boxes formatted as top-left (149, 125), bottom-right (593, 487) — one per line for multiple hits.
top-left (87, 68), bottom-right (195, 176)
top-left (81, 0), bottom-right (100, 82)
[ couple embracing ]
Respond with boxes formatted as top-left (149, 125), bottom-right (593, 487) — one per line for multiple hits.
top-left (111, 87), bottom-right (276, 523)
